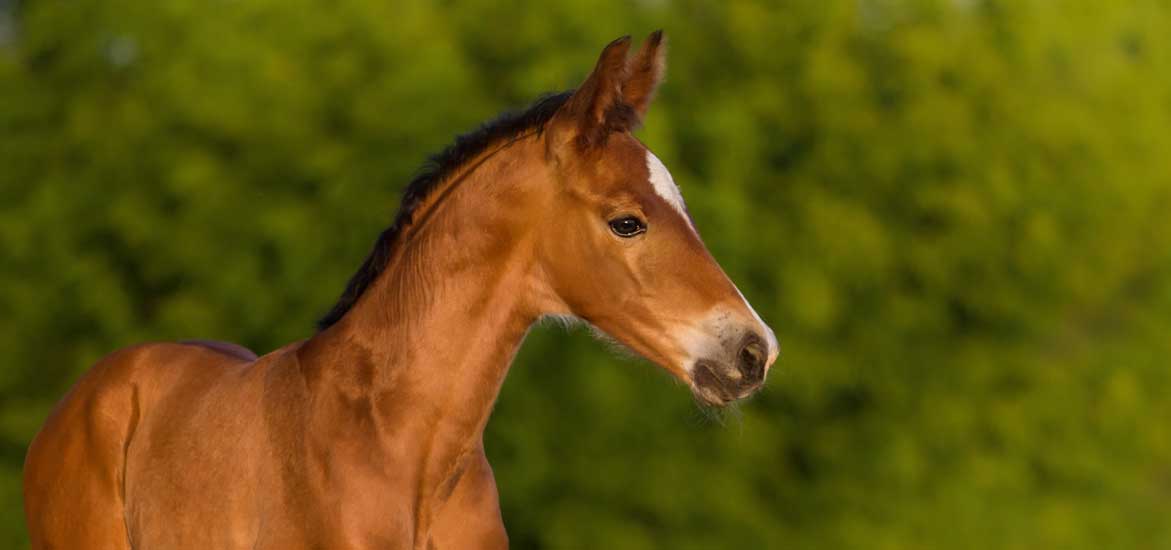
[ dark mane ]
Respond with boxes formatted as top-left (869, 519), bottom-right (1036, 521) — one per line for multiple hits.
top-left (316, 90), bottom-right (574, 330)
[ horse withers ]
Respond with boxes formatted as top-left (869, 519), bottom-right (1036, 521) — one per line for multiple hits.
top-left (23, 31), bottom-right (778, 549)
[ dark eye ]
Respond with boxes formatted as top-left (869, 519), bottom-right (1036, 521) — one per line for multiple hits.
top-left (608, 216), bottom-right (646, 237)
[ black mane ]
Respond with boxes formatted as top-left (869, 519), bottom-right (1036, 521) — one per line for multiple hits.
top-left (316, 90), bottom-right (574, 330)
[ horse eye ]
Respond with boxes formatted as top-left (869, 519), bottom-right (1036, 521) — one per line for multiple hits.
top-left (608, 216), bottom-right (646, 237)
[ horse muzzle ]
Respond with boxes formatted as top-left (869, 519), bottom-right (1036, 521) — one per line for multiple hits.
top-left (690, 332), bottom-right (775, 407)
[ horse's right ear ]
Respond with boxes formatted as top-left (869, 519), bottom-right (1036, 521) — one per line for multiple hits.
top-left (551, 36), bottom-right (633, 151)
top-left (621, 30), bottom-right (666, 120)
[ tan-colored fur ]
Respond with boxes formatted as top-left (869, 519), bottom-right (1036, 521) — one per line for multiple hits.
top-left (23, 32), bottom-right (776, 549)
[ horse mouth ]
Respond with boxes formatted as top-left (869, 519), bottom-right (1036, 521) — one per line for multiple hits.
top-left (690, 359), bottom-right (762, 407)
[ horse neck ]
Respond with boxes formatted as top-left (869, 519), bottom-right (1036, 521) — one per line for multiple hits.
top-left (297, 133), bottom-right (550, 467)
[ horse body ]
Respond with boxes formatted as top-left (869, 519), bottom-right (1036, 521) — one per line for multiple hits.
top-left (27, 127), bottom-right (551, 549)
top-left (25, 32), bottom-right (778, 549)
top-left (26, 326), bottom-right (517, 549)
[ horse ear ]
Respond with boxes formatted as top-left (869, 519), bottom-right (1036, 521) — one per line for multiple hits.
top-left (622, 30), bottom-right (667, 119)
top-left (556, 35), bottom-right (633, 149)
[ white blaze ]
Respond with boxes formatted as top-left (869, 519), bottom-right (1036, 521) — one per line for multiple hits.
top-left (734, 285), bottom-right (780, 363)
top-left (645, 151), bottom-right (690, 224)
top-left (641, 150), bottom-right (777, 369)
top-left (644, 150), bottom-right (778, 371)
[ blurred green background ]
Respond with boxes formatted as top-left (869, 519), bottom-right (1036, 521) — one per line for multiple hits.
top-left (3, 0), bottom-right (1171, 548)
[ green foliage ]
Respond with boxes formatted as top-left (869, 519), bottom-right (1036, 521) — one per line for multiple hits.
top-left (3, 0), bottom-right (1171, 548)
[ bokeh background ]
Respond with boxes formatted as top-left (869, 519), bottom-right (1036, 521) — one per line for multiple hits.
top-left (3, 0), bottom-right (1171, 548)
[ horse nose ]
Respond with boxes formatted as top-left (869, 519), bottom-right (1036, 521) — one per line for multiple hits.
top-left (737, 334), bottom-right (768, 385)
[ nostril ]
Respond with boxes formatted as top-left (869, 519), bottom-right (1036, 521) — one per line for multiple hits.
top-left (739, 343), bottom-right (762, 367)
top-left (738, 336), bottom-right (766, 380)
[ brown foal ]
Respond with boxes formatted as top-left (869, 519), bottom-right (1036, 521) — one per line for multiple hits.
top-left (23, 32), bottom-right (778, 549)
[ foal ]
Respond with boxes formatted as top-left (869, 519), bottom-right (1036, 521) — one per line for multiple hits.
top-left (24, 32), bottom-right (778, 549)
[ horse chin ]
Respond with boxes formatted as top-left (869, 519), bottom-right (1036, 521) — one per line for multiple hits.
top-left (691, 386), bottom-right (734, 408)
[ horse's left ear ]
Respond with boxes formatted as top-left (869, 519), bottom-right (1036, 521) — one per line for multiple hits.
top-left (622, 30), bottom-right (667, 120)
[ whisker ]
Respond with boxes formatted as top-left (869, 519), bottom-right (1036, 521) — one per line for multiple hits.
top-left (537, 314), bottom-right (581, 331)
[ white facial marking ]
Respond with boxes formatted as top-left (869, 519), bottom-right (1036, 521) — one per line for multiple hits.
top-left (674, 317), bottom-right (718, 375)
top-left (675, 300), bottom-right (777, 378)
top-left (734, 285), bottom-right (779, 363)
top-left (645, 151), bottom-right (691, 225)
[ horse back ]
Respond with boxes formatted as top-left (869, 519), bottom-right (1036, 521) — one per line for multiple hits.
top-left (178, 339), bottom-right (259, 361)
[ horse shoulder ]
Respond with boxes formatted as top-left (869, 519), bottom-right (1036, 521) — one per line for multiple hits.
top-left (428, 447), bottom-right (508, 550)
